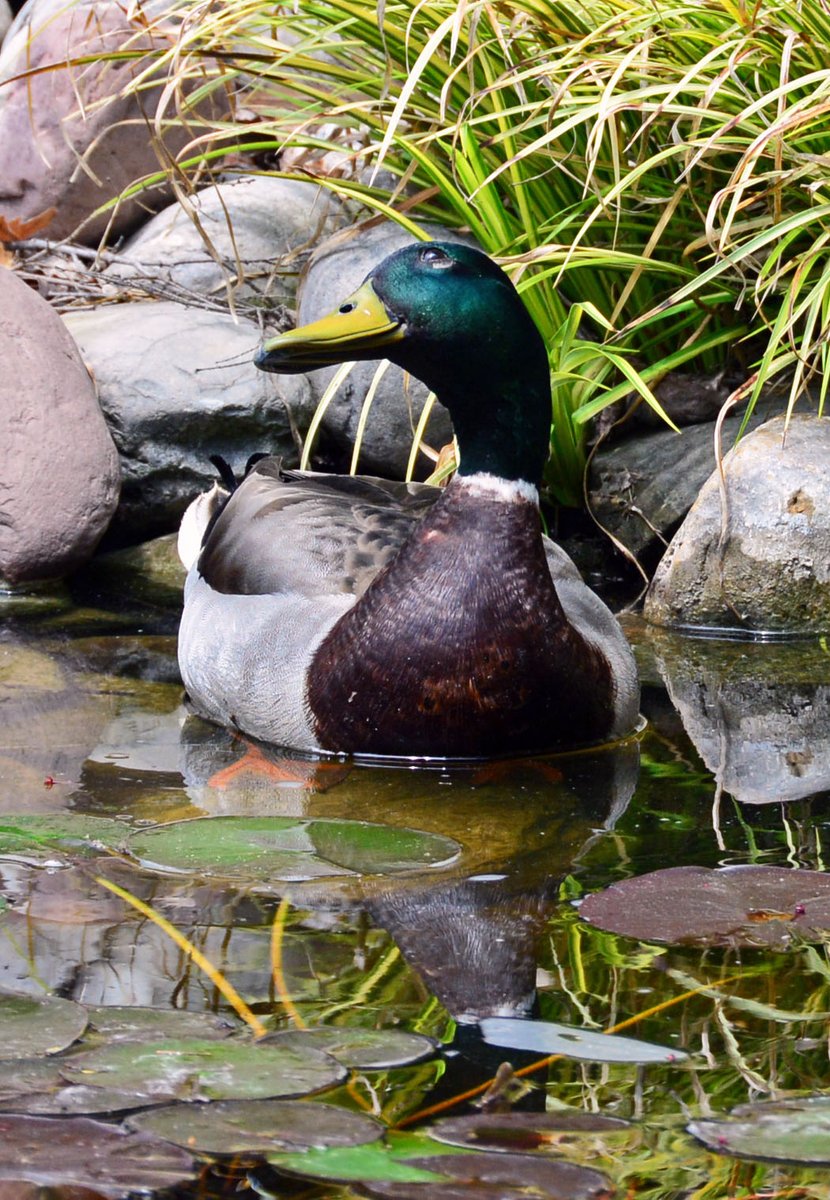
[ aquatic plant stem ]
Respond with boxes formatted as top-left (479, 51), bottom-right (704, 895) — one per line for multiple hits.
top-left (394, 974), bottom-right (743, 1128)
top-left (95, 875), bottom-right (267, 1037)
top-left (270, 894), bottom-right (307, 1029)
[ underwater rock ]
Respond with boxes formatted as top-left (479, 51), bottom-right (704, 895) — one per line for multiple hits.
top-left (0, 0), bottom-right (213, 244)
top-left (109, 175), bottom-right (346, 305)
top-left (0, 629), bottom-right (116, 812)
top-left (63, 301), bottom-right (314, 543)
top-left (0, 267), bottom-right (120, 584)
top-left (297, 222), bottom-right (466, 477)
top-left (646, 625), bottom-right (830, 805)
top-left (645, 415), bottom-right (830, 632)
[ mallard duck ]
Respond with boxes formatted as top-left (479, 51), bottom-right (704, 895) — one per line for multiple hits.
top-left (177, 242), bottom-right (639, 758)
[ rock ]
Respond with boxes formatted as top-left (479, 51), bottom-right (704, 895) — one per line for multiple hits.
top-left (645, 624), bottom-right (830, 805)
top-left (0, 0), bottom-right (213, 245)
top-left (109, 175), bottom-right (346, 306)
top-left (63, 301), bottom-right (314, 542)
top-left (297, 222), bottom-right (470, 477)
top-left (0, 266), bottom-right (120, 584)
top-left (645, 415), bottom-right (830, 632)
top-left (589, 411), bottom-right (769, 561)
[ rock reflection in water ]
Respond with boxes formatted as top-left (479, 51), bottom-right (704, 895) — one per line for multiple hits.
top-left (645, 624), bottom-right (830, 805)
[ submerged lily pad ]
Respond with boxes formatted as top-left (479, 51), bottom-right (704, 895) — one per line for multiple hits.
top-left (127, 817), bottom-right (460, 884)
top-left (61, 1038), bottom-right (346, 1102)
top-left (268, 1133), bottom-right (471, 1184)
top-left (431, 1111), bottom-right (632, 1155)
top-left (87, 1006), bottom-right (241, 1044)
top-left (689, 1096), bottom-right (830, 1164)
top-left (261, 1026), bottom-right (438, 1070)
top-left (0, 993), bottom-right (88, 1058)
top-left (128, 1098), bottom-right (384, 1155)
top-left (478, 1017), bottom-right (687, 1064)
top-left (0, 1113), bottom-right (196, 1196)
top-left (0, 814), bottom-right (131, 857)
top-left (578, 865), bottom-right (830, 948)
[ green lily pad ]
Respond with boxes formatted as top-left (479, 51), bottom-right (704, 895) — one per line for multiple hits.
top-left (689, 1096), bottom-right (830, 1164)
top-left (61, 1038), bottom-right (347, 1102)
top-left (478, 1017), bottom-right (687, 1064)
top-left (127, 817), bottom-right (460, 884)
top-left (0, 1054), bottom-right (161, 1117)
top-left (431, 1111), bottom-right (633, 1154)
top-left (268, 1133), bottom-right (466, 1184)
top-left (0, 993), bottom-right (88, 1059)
top-left (0, 814), bottom-right (131, 858)
top-left (261, 1026), bottom-right (438, 1070)
top-left (87, 1006), bottom-right (241, 1044)
top-left (578, 865), bottom-right (830, 948)
top-left (128, 1098), bottom-right (384, 1155)
top-left (0, 1113), bottom-right (196, 1197)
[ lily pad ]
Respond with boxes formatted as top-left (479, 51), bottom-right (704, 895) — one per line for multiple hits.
top-left (0, 814), bottom-right (131, 858)
top-left (578, 865), bottom-right (830, 948)
top-left (87, 1005), bottom-right (241, 1044)
top-left (261, 1026), bottom-right (438, 1070)
top-left (128, 1098), bottom-right (384, 1155)
top-left (0, 993), bottom-right (88, 1059)
top-left (689, 1096), bottom-right (830, 1164)
top-left (0, 1113), bottom-right (196, 1197)
top-left (61, 1038), bottom-right (347, 1102)
top-left (368, 1152), bottom-right (614, 1199)
top-left (0, 1054), bottom-right (168, 1116)
top-left (127, 817), bottom-right (460, 884)
top-left (431, 1111), bottom-right (632, 1154)
top-left (478, 1017), bottom-right (687, 1064)
top-left (268, 1133), bottom-right (470, 1184)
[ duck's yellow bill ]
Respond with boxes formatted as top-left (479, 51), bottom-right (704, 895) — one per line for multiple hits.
top-left (254, 280), bottom-right (405, 373)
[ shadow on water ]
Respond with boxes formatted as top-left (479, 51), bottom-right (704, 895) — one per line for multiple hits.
top-left (4, 587), bottom-right (830, 1196)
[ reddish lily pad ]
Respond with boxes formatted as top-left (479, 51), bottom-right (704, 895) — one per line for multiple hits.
top-left (61, 1038), bottom-right (346, 1102)
top-left (0, 994), bottom-right (88, 1059)
top-left (479, 1017), bottom-right (687, 1064)
top-left (578, 865), bottom-right (830, 948)
top-left (689, 1096), bottom-right (830, 1164)
top-left (0, 1114), bottom-right (195, 1197)
top-left (128, 1098), bottom-right (383, 1155)
top-left (430, 1111), bottom-right (632, 1155)
top-left (261, 1026), bottom-right (438, 1070)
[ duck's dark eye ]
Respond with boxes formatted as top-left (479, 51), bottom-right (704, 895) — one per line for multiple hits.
top-left (419, 246), bottom-right (453, 269)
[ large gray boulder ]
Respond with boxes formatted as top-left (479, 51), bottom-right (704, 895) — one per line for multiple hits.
top-left (109, 175), bottom-right (346, 306)
top-left (63, 301), bottom-right (314, 542)
top-left (297, 222), bottom-right (468, 478)
top-left (645, 414), bottom-right (830, 632)
top-left (0, 266), bottom-right (120, 583)
top-left (0, 0), bottom-right (212, 245)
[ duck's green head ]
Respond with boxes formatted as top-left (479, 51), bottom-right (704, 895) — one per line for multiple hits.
top-left (256, 242), bottom-right (552, 487)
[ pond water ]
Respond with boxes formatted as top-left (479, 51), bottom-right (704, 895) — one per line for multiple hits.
top-left (3, 547), bottom-right (830, 1200)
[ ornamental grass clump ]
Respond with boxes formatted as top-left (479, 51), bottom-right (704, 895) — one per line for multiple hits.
top-left (110, 0), bottom-right (830, 503)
